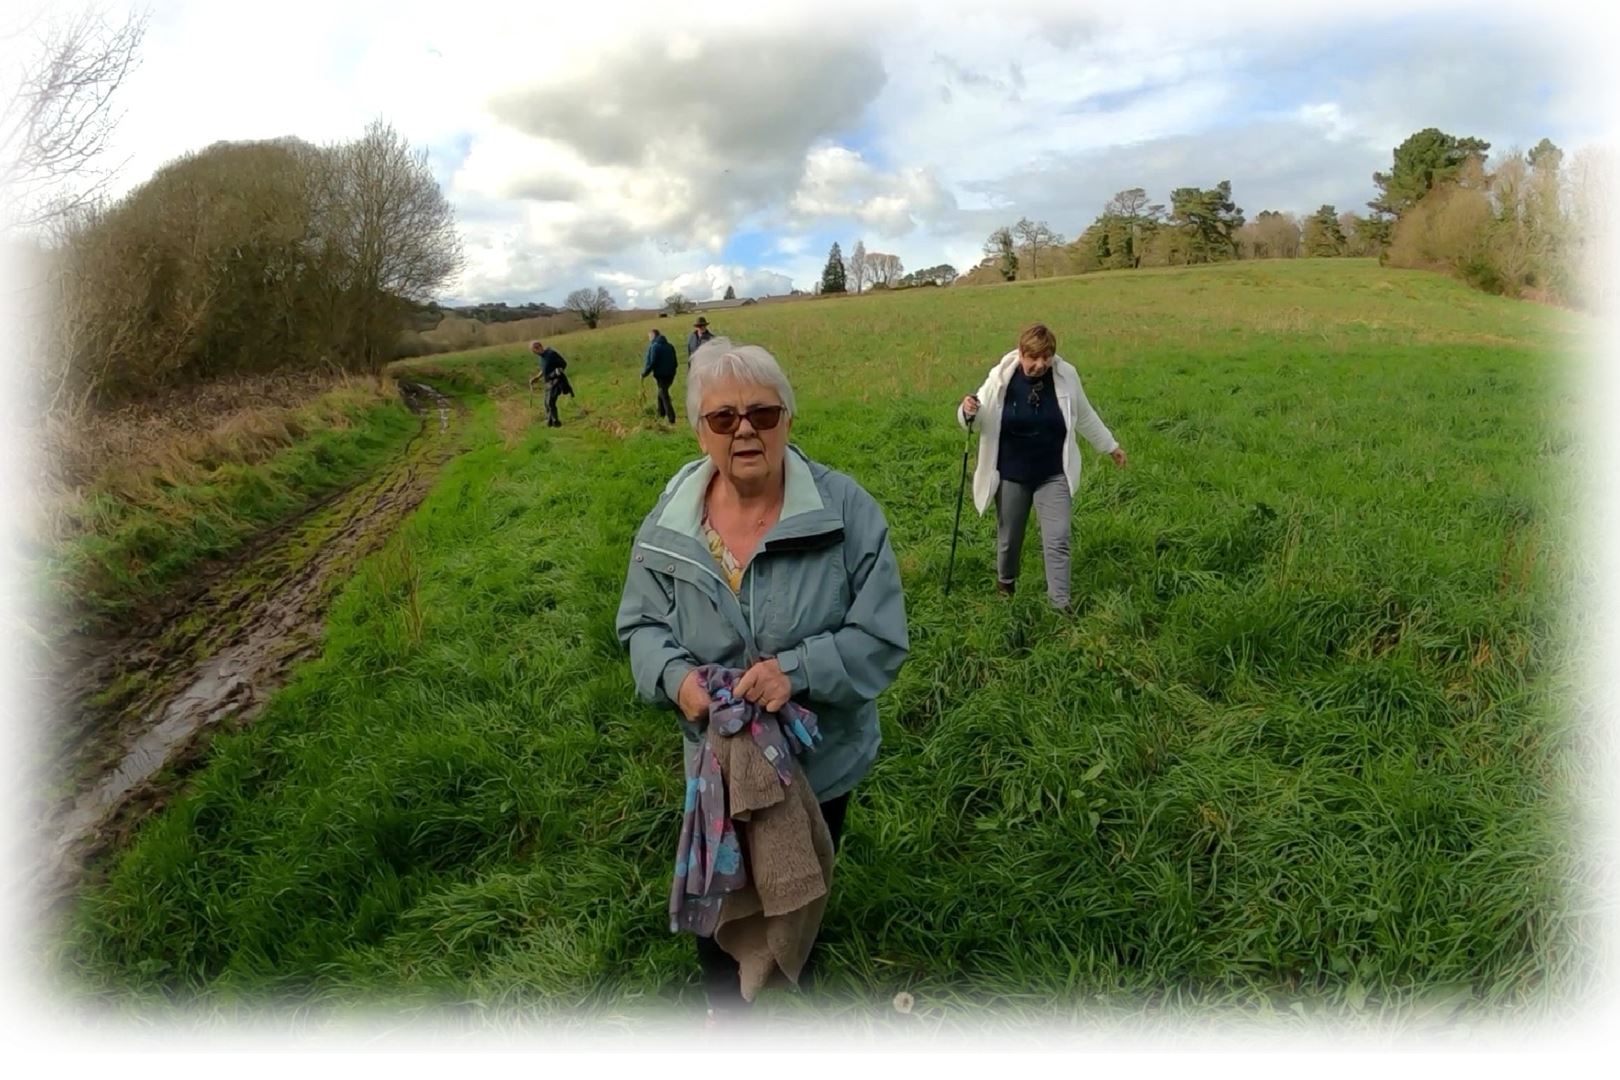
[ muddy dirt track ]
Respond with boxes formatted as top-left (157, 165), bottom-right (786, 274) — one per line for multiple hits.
top-left (31, 382), bottom-right (459, 906)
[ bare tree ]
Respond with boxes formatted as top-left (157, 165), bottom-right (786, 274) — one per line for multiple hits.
top-left (1570, 147), bottom-right (1615, 306)
top-left (1014, 217), bottom-right (1062, 278)
top-left (1236, 210), bottom-right (1301, 259)
top-left (1104, 188), bottom-right (1150, 219)
top-left (1337, 211), bottom-right (1369, 256)
top-left (565, 286), bottom-right (615, 329)
top-left (866, 251), bottom-right (903, 287)
top-left (1486, 153), bottom-right (1537, 290)
top-left (2, 4), bottom-right (150, 229)
top-left (318, 119), bottom-right (463, 367)
top-left (664, 292), bottom-right (693, 314)
top-left (845, 238), bottom-right (869, 293)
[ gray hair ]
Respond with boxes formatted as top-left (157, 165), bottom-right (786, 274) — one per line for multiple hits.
top-left (686, 337), bottom-right (796, 432)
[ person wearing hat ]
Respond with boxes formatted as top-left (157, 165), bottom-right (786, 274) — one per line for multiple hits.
top-left (687, 316), bottom-right (715, 360)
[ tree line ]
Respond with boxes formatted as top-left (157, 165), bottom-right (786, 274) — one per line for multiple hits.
top-left (816, 239), bottom-right (959, 295)
top-left (954, 128), bottom-right (1603, 307)
top-left (432, 300), bottom-right (560, 324)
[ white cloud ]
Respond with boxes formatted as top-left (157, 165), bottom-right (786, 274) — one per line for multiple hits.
top-left (770, 235), bottom-right (814, 257)
top-left (595, 270), bottom-right (652, 288)
top-left (788, 147), bottom-right (956, 237)
top-left (1297, 103), bottom-right (1354, 143)
top-left (475, 27), bottom-right (886, 259)
top-left (657, 265), bottom-right (795, 303)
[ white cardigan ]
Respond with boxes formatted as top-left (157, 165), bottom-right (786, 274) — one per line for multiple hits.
top-left (955, 350), bottom-right (1118, 515)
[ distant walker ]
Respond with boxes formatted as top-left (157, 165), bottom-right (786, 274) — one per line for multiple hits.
top-left (643, 328), bottom-right (680, 423)
top-left (529, 340), bottom-right (573, 427)
top-left (686, 316), bottom-right (715, 360)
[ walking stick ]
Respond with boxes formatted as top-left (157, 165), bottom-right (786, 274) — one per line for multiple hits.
top-left (944, 402), bottom-right (978, 595)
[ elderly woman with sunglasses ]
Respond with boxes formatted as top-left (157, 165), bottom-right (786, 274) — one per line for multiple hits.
top-left (615, 337), bottom-right (909, 1018)
top-left (958, 323), bottom-right (1127, 611)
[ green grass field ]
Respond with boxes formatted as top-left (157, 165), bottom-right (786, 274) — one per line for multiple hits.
top-left (52, 259), bottom-right (1592, 1031)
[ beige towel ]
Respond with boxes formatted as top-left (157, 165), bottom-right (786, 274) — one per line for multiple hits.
top-left (707, 727), bottom-right (835, 1001)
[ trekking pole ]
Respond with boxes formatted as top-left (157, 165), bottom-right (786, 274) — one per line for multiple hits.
top-left (944, 399), bottom-right (978, 595)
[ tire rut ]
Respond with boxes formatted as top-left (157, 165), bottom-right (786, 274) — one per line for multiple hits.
top-left (31, 381), bottom-right (461, 907)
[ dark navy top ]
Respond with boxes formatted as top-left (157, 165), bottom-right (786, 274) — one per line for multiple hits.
top-left (538, 347), bottom-right (567, 379)
top-left (997, 367), bottom-right (1064, 485)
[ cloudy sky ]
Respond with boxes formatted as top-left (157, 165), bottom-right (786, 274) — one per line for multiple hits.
top-left (80, 0), bottom-right (1612, 308)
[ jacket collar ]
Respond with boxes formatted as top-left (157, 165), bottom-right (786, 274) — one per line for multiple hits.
top-left (651, 445), bottom-right (839, 547)
top-left (986, 351), bottom-right (1077, 400)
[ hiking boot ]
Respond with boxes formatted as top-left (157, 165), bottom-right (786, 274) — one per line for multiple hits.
top-left (996, 580), bottom-right (1015, 597)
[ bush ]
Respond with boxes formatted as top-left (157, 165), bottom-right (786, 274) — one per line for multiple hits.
top-left (1459, 256), bottom-right (1506, 295)
top-left (37, 123), bottom-right (463, 412)
top-left (1386, 181), bottom-right (1492, 276)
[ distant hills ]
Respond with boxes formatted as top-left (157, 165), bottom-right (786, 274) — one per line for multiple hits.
top-left (406, 299), bottom-right (560, 331)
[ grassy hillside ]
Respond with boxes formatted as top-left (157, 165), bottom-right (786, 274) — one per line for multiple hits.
top-left (54, 259), bottom-right (1591, 1029)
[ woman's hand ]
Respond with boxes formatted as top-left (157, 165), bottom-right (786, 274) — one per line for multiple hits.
top-left (734, 657), bottom-right (793, 713)
top-left (1110, 446), bottom-right (1127, 468)
top-left (676, 669), bottom-right (711, 722)
top-left (960, 394), bottom-right (980, 419)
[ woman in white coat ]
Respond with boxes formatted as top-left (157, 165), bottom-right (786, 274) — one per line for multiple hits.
top-left (957, 323), bottom-right (1126, 610)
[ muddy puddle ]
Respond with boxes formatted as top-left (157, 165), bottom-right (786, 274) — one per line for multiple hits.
top-left (30, 382), bottom-right (460, 905)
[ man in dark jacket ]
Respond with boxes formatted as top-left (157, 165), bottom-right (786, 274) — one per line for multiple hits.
top-left (686, 316), bottom-right (714, 360)
top-left (529, 340), bottom-right (572, 427)
top-left (642, 329), bottom-right (679, 423)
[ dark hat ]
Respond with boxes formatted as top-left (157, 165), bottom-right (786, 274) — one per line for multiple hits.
top-left (693, 316), bottom-right (709, 327)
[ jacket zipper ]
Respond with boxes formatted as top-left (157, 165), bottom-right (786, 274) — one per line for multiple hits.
top-left (639, 540), bottom-right (761, 664)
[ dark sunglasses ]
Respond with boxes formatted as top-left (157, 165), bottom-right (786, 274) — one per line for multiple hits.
top-left (702, 405), bottom-right (786, 435)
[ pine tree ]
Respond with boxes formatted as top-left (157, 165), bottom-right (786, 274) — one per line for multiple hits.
top-left (1370, 128), bottom-right (1492, 218)
top-left (820, 242), bottom-right (847, 293)
top-left (1303, 204), bottom-right (1347, 256)
top-left (723, 284), bottom-right (736, 300)
top-left (1168, 181), bottom-right (1244, 263)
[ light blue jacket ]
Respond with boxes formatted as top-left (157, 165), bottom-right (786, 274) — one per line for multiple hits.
top-left (615, 445), bottom-right (909, 800)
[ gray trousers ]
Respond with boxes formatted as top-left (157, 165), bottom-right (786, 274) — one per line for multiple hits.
top-left (996, 475), bottom-right (1072, 609)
